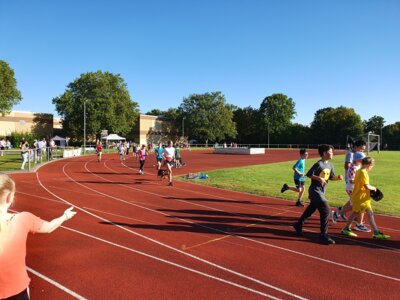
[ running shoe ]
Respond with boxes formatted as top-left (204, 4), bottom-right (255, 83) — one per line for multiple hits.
top-left (339, 214), bottom-right (348, 221)
top-left (354, 223), bottom-right (371, 232)
top-left (293, 222), bottom-right (303, 236)
top-left (319, 234), bottom-right (335, 244)
top-left (373, 232), bottom-right (390, 239)
top-left (331, 211), bottom-right (338, 223)
top-left (281, 183), bottom-right (289, 193)
top-left (295, 200), bottom-right (304, 207)
top-left (168, 182), bottom-right (173, 186)
top-left (342, 227), bottom-right (357, 237)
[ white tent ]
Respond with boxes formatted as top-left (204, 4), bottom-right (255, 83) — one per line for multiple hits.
top-left (101, 134), bottom-right (126, 141)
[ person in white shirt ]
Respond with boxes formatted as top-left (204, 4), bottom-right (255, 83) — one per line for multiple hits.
top-left (163, 141), bottom-right (175, 186)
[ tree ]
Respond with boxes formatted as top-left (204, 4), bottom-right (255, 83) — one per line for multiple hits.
top-left (310, 106), bottom-right (364, 144)
top-left (233, 106), bottom-right (263, 144)
top-left (364, 115), bottom-right (385, 135)
top-left (259, 93), bottom-right (296, 144)
top-left (179, 92), bottom-right (237, 144)
top-left (383, 122), bottom-right (400, 150)
top-left (146, 109), bottom-right (163, 116)
top-left (52, 71), bottom-right (139, 140)
top-left (0, 60), bottom-right (22, 115)
top-left (159, 108), bottom-right (182, 142)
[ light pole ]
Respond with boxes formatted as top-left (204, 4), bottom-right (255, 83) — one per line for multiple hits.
top-left (83, 100), bottom-right (86, 154)
top-left (182, 116), bottom-right (186, 141)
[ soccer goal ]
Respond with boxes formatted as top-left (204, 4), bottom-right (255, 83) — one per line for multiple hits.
top-left (346, 132), bottom-right (380, 154)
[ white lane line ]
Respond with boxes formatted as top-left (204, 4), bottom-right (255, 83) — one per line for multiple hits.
top-left (86, 161), bottom-right (400, 280)
top-left (61, 226), bottom-right (281, 300)
top-left (100, 160), bottom-right (400, 253)
top-left (27, 267), bottom-right (86, 299)
top-left (36, 167), bottom-right (306, 300)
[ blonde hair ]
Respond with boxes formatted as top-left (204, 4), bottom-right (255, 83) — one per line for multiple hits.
top-left (0, 174), bottom-right (15, 204)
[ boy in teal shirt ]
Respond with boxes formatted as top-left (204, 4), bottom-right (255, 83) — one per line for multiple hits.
top-left (281, 149), bottom-right (308, 207)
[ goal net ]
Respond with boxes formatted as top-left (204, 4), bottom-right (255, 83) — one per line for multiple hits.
top-left (346, 133), bottom-right (380, 154)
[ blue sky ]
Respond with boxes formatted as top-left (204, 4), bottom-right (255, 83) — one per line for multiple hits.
top-left (1, 0), bottom-right (399, 126)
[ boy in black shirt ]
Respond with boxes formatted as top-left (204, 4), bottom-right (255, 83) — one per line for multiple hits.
top-left (293, 144), bottom-right (343, 244)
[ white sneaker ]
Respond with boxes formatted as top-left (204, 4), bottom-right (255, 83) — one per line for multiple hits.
top-left (354, 223), bottom-right (371, 232)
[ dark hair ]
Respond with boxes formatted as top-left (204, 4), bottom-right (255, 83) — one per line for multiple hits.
top-left (299, 149), bottom-right (307, 155)
top-left (318, 144), bottom-right (333, 157)
top-left (353, 140), bottom-right (366, 148)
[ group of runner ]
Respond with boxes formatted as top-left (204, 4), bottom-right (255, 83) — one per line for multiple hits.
top-left (95, 140), bottom-right (184, 186)
top-left (282, 140), bottom-right (390, 244)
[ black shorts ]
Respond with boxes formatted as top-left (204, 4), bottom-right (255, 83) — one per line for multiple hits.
top-left (294, 179), bottom-right (305, 188)
top-left (4, 288), bottom-right (29, 300)
top-left (156, 158), bottom-right (163, 163)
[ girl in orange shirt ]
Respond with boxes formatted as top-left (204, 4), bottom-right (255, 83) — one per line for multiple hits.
top-left (0, 174), bottom-right (77, 299)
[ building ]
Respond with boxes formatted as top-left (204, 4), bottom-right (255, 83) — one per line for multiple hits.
top-left (136, 114), bottom-right (163, 146)
top-left (0, 111), bottom-right (61, 138)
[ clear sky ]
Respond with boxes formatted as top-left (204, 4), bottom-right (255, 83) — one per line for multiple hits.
top-left (1, 0), bottom-right (399, 126)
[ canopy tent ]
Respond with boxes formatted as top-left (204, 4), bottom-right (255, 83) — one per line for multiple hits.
top-left (101, 134), bottom-right (126, 141)
top-left (52, 135), bottom-right (67, 147)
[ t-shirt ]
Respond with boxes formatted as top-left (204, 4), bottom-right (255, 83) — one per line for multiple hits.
top-left (139, 149), bottom-right (147, 161)
top-left (306, 160), bottom-right (336, 202)
top-left (0, 212), bottom-right (44, 298)
top-left (352, 169), bottom-right (371, 204)
top-left (155, 147), bottom-right (164, 159)
top-left (96, 144), bottom-right (102, 153)
top-left (293, 158), bottom-right (306, 182)
top-left (175, 147), bottom-right (181, 159)
top-left (163, 147), bottom-right (175, 161)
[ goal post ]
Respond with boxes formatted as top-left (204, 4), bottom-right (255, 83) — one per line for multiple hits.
top-left (346, 132), bottom-right (380, 155)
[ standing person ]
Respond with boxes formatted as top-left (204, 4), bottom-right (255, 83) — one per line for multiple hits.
top-left (163, 141), bottom-right (175, 186)
top-left (20, 140), bottom-right (29, 170)
top-left (138, 144), bottom-right (148, 175)
top-left (281, 149), bottom-right (308, 207)
top-left (341, 157), bottom-right (390, 239)
top-left (96, 142), bottom-right (103, 162)
top-left (154, 143), bottom-right (164, 170)
top-left (293, 144), bottom-right (343, 244)
top-left (0, 174), bottom-right (77, 299)
top-left (132, 143), bottom-right (138, 160)
top-left (49, 139), bottom-right (55, 160)
top-left (0, 138), bottom-right (6, 156)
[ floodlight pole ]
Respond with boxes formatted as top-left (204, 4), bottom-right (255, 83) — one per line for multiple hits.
top-left (83, 100), bottom-right (86, 154)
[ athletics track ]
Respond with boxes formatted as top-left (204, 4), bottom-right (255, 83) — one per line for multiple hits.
top-left (9, 149), bottom-right (400, 299)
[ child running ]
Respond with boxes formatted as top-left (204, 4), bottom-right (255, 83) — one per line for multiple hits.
top-left (138, 144), bottom-right (148, 175)
top-left (293, 144), bottom-right (343, 244)
top-left (163, 141), bottom-right (175, 186)
top-left (96, 142), bottom-right (103, 162)
top-left (332, 152), bottom-right (370, 232)
top-left (281, 149), bottom-right (308, 207)
top-left (0, 174), bottom-right (76, 299)
top-left (341, 157), bottom-right (390, 239)
top-left (155, 143), bottom-right (164, 170)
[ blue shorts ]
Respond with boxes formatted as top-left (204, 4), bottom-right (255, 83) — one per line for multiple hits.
top-left (294, 179), bottom-right (305, 188)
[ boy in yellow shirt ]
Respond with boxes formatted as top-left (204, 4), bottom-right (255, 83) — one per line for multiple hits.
top-left (341, 157), bottom-right (390, 239)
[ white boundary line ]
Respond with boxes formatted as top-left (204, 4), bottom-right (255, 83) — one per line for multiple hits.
top-left (36, 167), bottom-right (306, 300)
top-left (68, 160), bottom-right (400, 283)
top-left (27, 267), bottom-right (87, 299)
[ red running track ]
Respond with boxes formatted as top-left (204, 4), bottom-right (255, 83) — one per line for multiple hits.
top-left (9, 149), bottom-right (400, 299)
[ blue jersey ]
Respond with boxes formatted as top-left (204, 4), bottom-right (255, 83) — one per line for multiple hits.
top-left (155, 147), bottom-right (164, 159)
top-left (293, 158), bottom-right (306, 182)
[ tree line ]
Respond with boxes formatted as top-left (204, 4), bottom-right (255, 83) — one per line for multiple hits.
top-left (1, 60), bottom-right (399, 149)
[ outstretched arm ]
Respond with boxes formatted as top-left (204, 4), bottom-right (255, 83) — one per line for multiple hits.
top-left (37, 207), bottom-right (77, 233)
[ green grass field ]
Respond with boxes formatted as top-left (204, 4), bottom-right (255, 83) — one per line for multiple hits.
top-left (179, 151), bottom-right (400, 216)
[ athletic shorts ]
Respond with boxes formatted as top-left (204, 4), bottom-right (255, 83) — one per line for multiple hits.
top-left (156, 158), bottom-right (162, 162)
top-left (294, 179), bottom-right (305, 188)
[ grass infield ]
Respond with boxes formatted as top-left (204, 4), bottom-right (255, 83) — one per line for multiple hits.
top-left (179, 151), bottom-right (400, 216)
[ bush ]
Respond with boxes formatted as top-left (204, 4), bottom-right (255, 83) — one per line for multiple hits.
top-left (10, 132), bottom-right (38, 148)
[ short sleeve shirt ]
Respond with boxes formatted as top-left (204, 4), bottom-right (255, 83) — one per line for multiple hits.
top-left (306, 160), bottom-right (336, 202)
top-left (0, 212), bottom-right (44, 298)
top-left (293, 159), bottom-right (306, 182)
top-left (155, 148), bottom-right (164, 159)
top-left (352, 169), bottom-right (371, 204)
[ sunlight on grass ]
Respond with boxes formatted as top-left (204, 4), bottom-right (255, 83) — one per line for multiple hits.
top-left (179, 151), bottom-right (400, 216)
